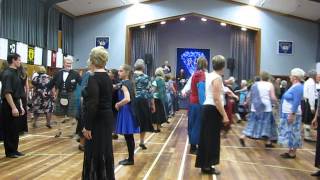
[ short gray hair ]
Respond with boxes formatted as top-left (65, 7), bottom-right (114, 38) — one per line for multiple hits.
top-left (307, 69), bottom-right (317, 79)
top-left (290, 68), bottom-right (305, 81)
top-left (134, 59), bottom-right (145, 70)
top-left (212, 55), bottom-right (226, 71)
top-left (64, 55), bottom-right (74, 63)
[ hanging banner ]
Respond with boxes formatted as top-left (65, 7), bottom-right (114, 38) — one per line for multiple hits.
top-left (0, 38), bottom-right (8, 60)
top-left (47, 50), bottom-right (52, 67)
top-left (56, 48), bottom-right (63, 68)
top-left (34, 47), bottom-right (43, 65)
top-left (51, 50), bottom-right (57, 68)
top-left (16, 42), bottom-right (28, 63)
top-left (28, 46), bottom-right (35, 65)
top-left (8, 39), bottom-right (16, 54)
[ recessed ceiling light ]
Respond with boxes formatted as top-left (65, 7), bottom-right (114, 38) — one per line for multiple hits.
top-left (160, 21), bottom-right (166, 25)
top-left (220, 22), bottom-right (227, 26)
top-left (201, 18), bottom-right (207, 22)
top-left (241, 27), bottom-right (247, 31)
top-left (140, 25), bottom-right (145, 29)
top-left (180, 17), bottom-right (186, 21)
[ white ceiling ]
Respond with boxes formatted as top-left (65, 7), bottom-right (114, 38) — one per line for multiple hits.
top-left (230, 0), bottom-right (320, 21)
top-left (57, 0), bottom-right (150, 16)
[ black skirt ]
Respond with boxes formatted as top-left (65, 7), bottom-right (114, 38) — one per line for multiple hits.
top-left (134, 98), bottom-right (154, 132)
top-left (195, 105), bottom-right (222, 168)
top-left (315, 116), bottom-right (320, 168)
top-left (152, 99), bottom-right (166, 125)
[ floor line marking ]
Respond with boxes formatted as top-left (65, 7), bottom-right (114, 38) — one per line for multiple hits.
top-left (177, 137), bottom-right (189, 180)
top-left (0, 134), bottom-right (31, 145)
top-left (142, 114), bottom-right (185, 180)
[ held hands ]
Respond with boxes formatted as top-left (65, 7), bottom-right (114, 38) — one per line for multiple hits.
top-left (312, 118), bottom-right (318, 129)
top-left (288, 114), bottom-right (295, 124)
top-left (82, 128), bottom-right (92, 140)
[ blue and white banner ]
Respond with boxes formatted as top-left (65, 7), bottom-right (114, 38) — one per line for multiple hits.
top-left (96, 36), bottom-right (110, 49)
top-left (278, 41), bottom-right (293, 55)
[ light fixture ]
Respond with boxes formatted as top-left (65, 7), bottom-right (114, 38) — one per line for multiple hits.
top-left (180, 17), bottom-right (186, 21)
top-left (241, 27), bottom-right (247, 31)
top-left (220, 22), bottom-right (227, 26)
top-left (140, 25), bottom-right (145, 29)
top-left (201, 18), bottom-right (207, 22)
top-left (160, 21), bottom-right (166, 25)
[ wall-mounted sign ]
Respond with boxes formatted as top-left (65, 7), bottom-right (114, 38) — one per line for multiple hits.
top-left (96, 36), bottom-right (110, 49)
top-left (278, 40), bottom-right (293, 55)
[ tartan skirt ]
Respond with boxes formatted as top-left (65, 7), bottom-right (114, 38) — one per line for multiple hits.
top-left (55, 91), bottom-right (79, 118)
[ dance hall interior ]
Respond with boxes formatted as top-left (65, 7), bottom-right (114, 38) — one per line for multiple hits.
top-left (0, 0), bottom-right (320, 179)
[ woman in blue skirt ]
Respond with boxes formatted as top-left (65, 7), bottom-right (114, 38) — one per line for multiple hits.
top-left (115, 64), bottom-right (140, 165)
top-left (278, 68), bottom-right (304, 159)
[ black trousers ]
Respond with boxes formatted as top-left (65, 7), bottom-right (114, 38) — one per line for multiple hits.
top-left (195, 105), bottom-right (222, 168)
top-left (302, 99), bottom-right (317, 125)
top-left (2, 103), bottom-right (20, 156)
top-left (315, 116), bottom-right (320, 168)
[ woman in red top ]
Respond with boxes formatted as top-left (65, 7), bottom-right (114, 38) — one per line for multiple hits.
top-left (188, 57), bottom-right (208, 154)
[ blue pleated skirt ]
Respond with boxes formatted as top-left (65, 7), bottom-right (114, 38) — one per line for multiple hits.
top-left (242, 112), bottom-right (277, 140)
top-left (115, 104), bottom-right (140, 135)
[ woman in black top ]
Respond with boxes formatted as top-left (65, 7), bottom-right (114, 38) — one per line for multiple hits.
top-left (17, 66), bottom-right (28, 133)
top-left (82, 47), bottom-right (115, 180)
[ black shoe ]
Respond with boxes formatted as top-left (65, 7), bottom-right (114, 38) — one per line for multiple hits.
top-left (280, 152), bottom-right (296, 159)
top-left (304, 138), bottom-right (317, 142)
top-left (165, 121), bottom-right (170, 124)
top-left (55, 131), bottom-right (62, 138)
top-left (265, 143), bottom-right (275, 148)
top-left (239, 138), bottom-right (246, 147)
top-left (119, 159), bottom-right (134, 166)
top-left (139, 144), bottom-right (147, 150)
top-left (15, 151), bottom-right (25, 156)
top-left (201, 167), bottom-right (221, 175)
top-left (154, 129), bottom-right (161, 133)
top-left (311, 171), bottom-right (320, 176)
top-left (6, 154), bottom-right (19, 158)
top-left (189, 145), bottom-right (197, 155)
top-left (46, 124), bottom-right (52, 129)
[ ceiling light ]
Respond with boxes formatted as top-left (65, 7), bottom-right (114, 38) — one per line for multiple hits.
top-left (220, 22), bottom-right (227, 26)
top-left (201, 18), bottom-right (207, 22)
top-left (160, 21), bottom-right (166, 25)
top-left (180, 17), bottom-right (186, 21)
top-left (140, 25), bottom-right (145, 29)
top-left (241, 27), bottom-right (247, 31)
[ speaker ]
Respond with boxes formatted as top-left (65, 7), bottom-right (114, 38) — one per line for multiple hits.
top-left (227, 58), bottom-right (235, 70)
top-left (144, 54), bottom-right (153, 65)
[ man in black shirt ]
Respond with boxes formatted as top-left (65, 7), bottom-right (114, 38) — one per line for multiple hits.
top-left (1, 53), bottom-right (25, 158)
top-left (47, 56), bottom-right (81, 137)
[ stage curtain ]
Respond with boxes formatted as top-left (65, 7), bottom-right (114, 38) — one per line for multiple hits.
top-left (230, 27), bottom-right (256, 81)
top-left (61, 14), bottom-right (74, 55)
top-left (47, 7), bottom-right (60, 51)
top-left (131, 24), bottom-right (158, 76)
top-left (0, 0), bottom-right (45, 47)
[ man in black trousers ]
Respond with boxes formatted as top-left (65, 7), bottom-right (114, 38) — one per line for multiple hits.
top-left (1, 53), bottom-right (25, 158)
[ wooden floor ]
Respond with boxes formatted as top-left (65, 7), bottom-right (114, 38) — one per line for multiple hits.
top-left (0, 110), bottom-right (319, 180)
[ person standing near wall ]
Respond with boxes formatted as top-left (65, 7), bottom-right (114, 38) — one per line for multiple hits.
top-left (1, 53), bottom-right (26, 158)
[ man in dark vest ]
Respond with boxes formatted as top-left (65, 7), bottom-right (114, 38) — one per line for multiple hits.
top-left (1, 53), bottom-right (25, 158)
top-left (48, 56), bottom-right (81, 137)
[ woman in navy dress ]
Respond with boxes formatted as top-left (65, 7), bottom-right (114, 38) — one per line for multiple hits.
top-left (115, 64), bottom-right (140, 165)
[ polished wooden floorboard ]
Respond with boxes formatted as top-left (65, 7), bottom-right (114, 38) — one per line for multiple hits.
top-left (0, 111), bottom-right (318, 180)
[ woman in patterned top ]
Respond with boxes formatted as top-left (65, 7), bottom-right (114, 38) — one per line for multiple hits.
top-left (31, 66), bottom-right (54, 128)
top-left (133, 59), bottom-right (155, 150)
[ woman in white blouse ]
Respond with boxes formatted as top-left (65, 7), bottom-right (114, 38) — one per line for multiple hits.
top-left (195, 55), bottom-right (229, 175)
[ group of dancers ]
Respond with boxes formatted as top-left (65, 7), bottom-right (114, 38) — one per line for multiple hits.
top-left (2, 47), bottom-right (320, 179)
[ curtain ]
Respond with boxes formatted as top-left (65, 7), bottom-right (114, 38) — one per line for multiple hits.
top-left (317, 24), bottom-right (320, 62)
top-left (61, 14), bottom-right (74, 55)
top-left (0, 0), bottom-right (45, 47)
top-left (131, 25), bottom-right (158, 76)
top-left (47, 7), bottom-right (60, 51)
top-left (230, 27), bottom-right (256, 81)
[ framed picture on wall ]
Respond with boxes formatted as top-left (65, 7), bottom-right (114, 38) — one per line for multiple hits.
top-left (278, 40), bottom-right (293, 55)
top-left (95, 36), bottom-right (110, 49)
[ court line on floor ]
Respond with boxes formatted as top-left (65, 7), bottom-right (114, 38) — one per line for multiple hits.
top-left (178, 137), bottom-right (189, 180)
top-left (0, 134), bottom-right (32, 145)
top-left (114, 114), bottom-right (184, 174)
top-left (142, 114), bottom-right (185, 180)
top-left (221, 145), bottom-right (315, 151)
top-left (221, 159), bottom-right (315, 173)
top-left (114, 132), bottom-right (156, 173)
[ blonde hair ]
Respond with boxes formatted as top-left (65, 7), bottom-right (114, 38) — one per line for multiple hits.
top-left (155, 67), bottom-right (164, 77)
top-left (197, 57), bottom-right (208, 70)
top-left (260, 71), bottom-right (270, 81)
top-left (212, 55), bottom-right (226, 71)
top-left (90, 46), bottom-right (108, 68)
top-left (38, 66), bottom-right (46, 73)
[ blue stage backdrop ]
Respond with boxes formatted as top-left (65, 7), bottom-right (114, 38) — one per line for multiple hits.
top-left (176, 48), bottom-right (210, 79)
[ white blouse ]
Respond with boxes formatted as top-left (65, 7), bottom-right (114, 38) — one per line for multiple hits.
top-left (203, 72), bottom-right (225, 106)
